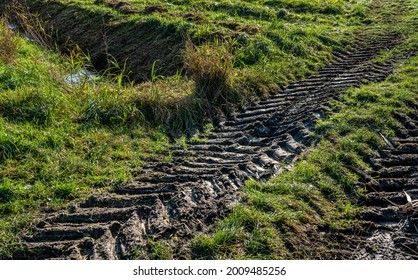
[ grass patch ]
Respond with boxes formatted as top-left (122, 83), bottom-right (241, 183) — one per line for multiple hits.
top-left (185, 38), bottom-right (236, 105)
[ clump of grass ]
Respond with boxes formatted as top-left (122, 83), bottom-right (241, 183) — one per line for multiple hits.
top-left (80, 88), bottom-right (141, 126)
top-left (148, 239), bottom-right (173, 260)
top-left (54, 182), bottom-right (80, 200)
top-left (184, 39), bottom-right (237, 105)
top-left (74, 68), bottom-right (204, 133)
top-left (133, 78), bottom-right (204, 133)
top-left (0, 17), bottom-right (19, 64)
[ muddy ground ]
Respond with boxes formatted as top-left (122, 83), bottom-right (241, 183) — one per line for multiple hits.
top-left (352, 111), bottom-right (418, 259)
top-left (12, 32), bottom-right (417, 259)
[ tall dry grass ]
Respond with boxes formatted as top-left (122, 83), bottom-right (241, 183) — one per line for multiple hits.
top-left (184, 39), bottom-right (236, 105)
top-left (0, 17), bottom-right (19, 64)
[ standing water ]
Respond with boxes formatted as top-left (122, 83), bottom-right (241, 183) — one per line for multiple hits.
top-left (7, 22), bottom-right (98, 86)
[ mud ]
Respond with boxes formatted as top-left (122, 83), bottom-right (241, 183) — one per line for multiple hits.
top-left (142, 5), bottom-right (168, 15)
top-left (220, 22), bottom-right (260, 35)
top-left (11, 33), bottom-right (411, 259)
top-left (94, 0), bottom-right (140, 14)
top-left (352, 111), bottom-right (418, 259)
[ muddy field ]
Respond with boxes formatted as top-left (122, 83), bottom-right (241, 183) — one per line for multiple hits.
top-left (13, 33), bottom-right (416, 259)
top-left (1, 0), bottom-right (417, 260)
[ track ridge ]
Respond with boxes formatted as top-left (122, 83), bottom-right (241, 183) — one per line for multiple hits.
top-left (14, 34), bottom-right (408, 259)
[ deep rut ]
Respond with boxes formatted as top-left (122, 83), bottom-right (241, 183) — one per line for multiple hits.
top-left (14, 34), bottom-right (409, 259)
top-left (353, 110), bottom-right (418, 259)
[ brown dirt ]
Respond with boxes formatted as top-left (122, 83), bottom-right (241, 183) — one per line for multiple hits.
top-left (94, 0), bottom-right (140, 14)
top-left (182, 12), bottom-right (206, 23)
top-left (220, 21), bottom-right (260, 35)
top-left (94, 1), bottom-right (168, 15)
top-left (142, 5), bottom-right (168, 15)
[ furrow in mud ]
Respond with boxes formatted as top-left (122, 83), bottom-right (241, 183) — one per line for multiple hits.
top-left (353, 110), bottom-right (418, 260)
top-left (14, 34), bottom-right (407, 260)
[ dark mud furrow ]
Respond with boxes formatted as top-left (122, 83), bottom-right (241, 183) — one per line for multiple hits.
top-left (353, 110), bottom-right (418, 260)
top-left (14, 35), bottom-right (407, 259)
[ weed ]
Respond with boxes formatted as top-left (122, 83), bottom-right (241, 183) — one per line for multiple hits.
top-left (0, 17), bottom-right (18, 64)
top-left (54, 183), bottom-right (79, 200)
top-left (148, 239), bottom-right (173, 260)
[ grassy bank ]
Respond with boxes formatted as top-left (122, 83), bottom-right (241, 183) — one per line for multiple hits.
top-left (3, 0), bottom-right (380, 130)
top-left (190, 1), bottom-right (417, 259)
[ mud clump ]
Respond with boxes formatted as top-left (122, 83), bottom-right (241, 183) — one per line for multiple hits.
top-left (94, 0), bottom-right (139, 14)
top-left (220, 21), bottom-right (260, 35)
top-left (182, 12), bottom-right (206, 23)
top-left (142, 5), bottom-right (168, 15)
top-left (95, 3), bottom-right (168, 16)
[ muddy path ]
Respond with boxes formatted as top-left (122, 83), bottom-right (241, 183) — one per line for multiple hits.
top-left (352, 110), bottom-right (418, 259)
top-left (13, 34), bottom-right (411, 259)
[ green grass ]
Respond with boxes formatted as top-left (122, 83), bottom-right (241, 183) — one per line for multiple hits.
top-left (190, 0), bottom-right (418, 258)
top-left (10, 0), bottom-right (381, 125)
top-left (6, 0), bottom-right (409, 131)
top-left (0, 23), bottom-right (173, 257)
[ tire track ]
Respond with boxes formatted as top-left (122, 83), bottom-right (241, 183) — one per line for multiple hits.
top-left (14, 34), bottom-right (407, 259)
top-left (354, 110), bottom-right (418, 260)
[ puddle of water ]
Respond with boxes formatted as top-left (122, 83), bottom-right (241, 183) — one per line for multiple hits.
top-left (7, 23), bottom-right (36, 42)
top-left (65, 68), bottom-right (99, 85)
top-left (7, 22), bottom-right (99, 86)
top-left (22, 34), bottom-right (36, 42)
top-left (7, 23), bottom-right (18, 30)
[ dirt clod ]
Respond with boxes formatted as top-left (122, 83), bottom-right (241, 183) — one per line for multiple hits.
top-left (94, 0), bottom-right (139, 14)
top-left (142, 5), bottom-right (168, 15)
